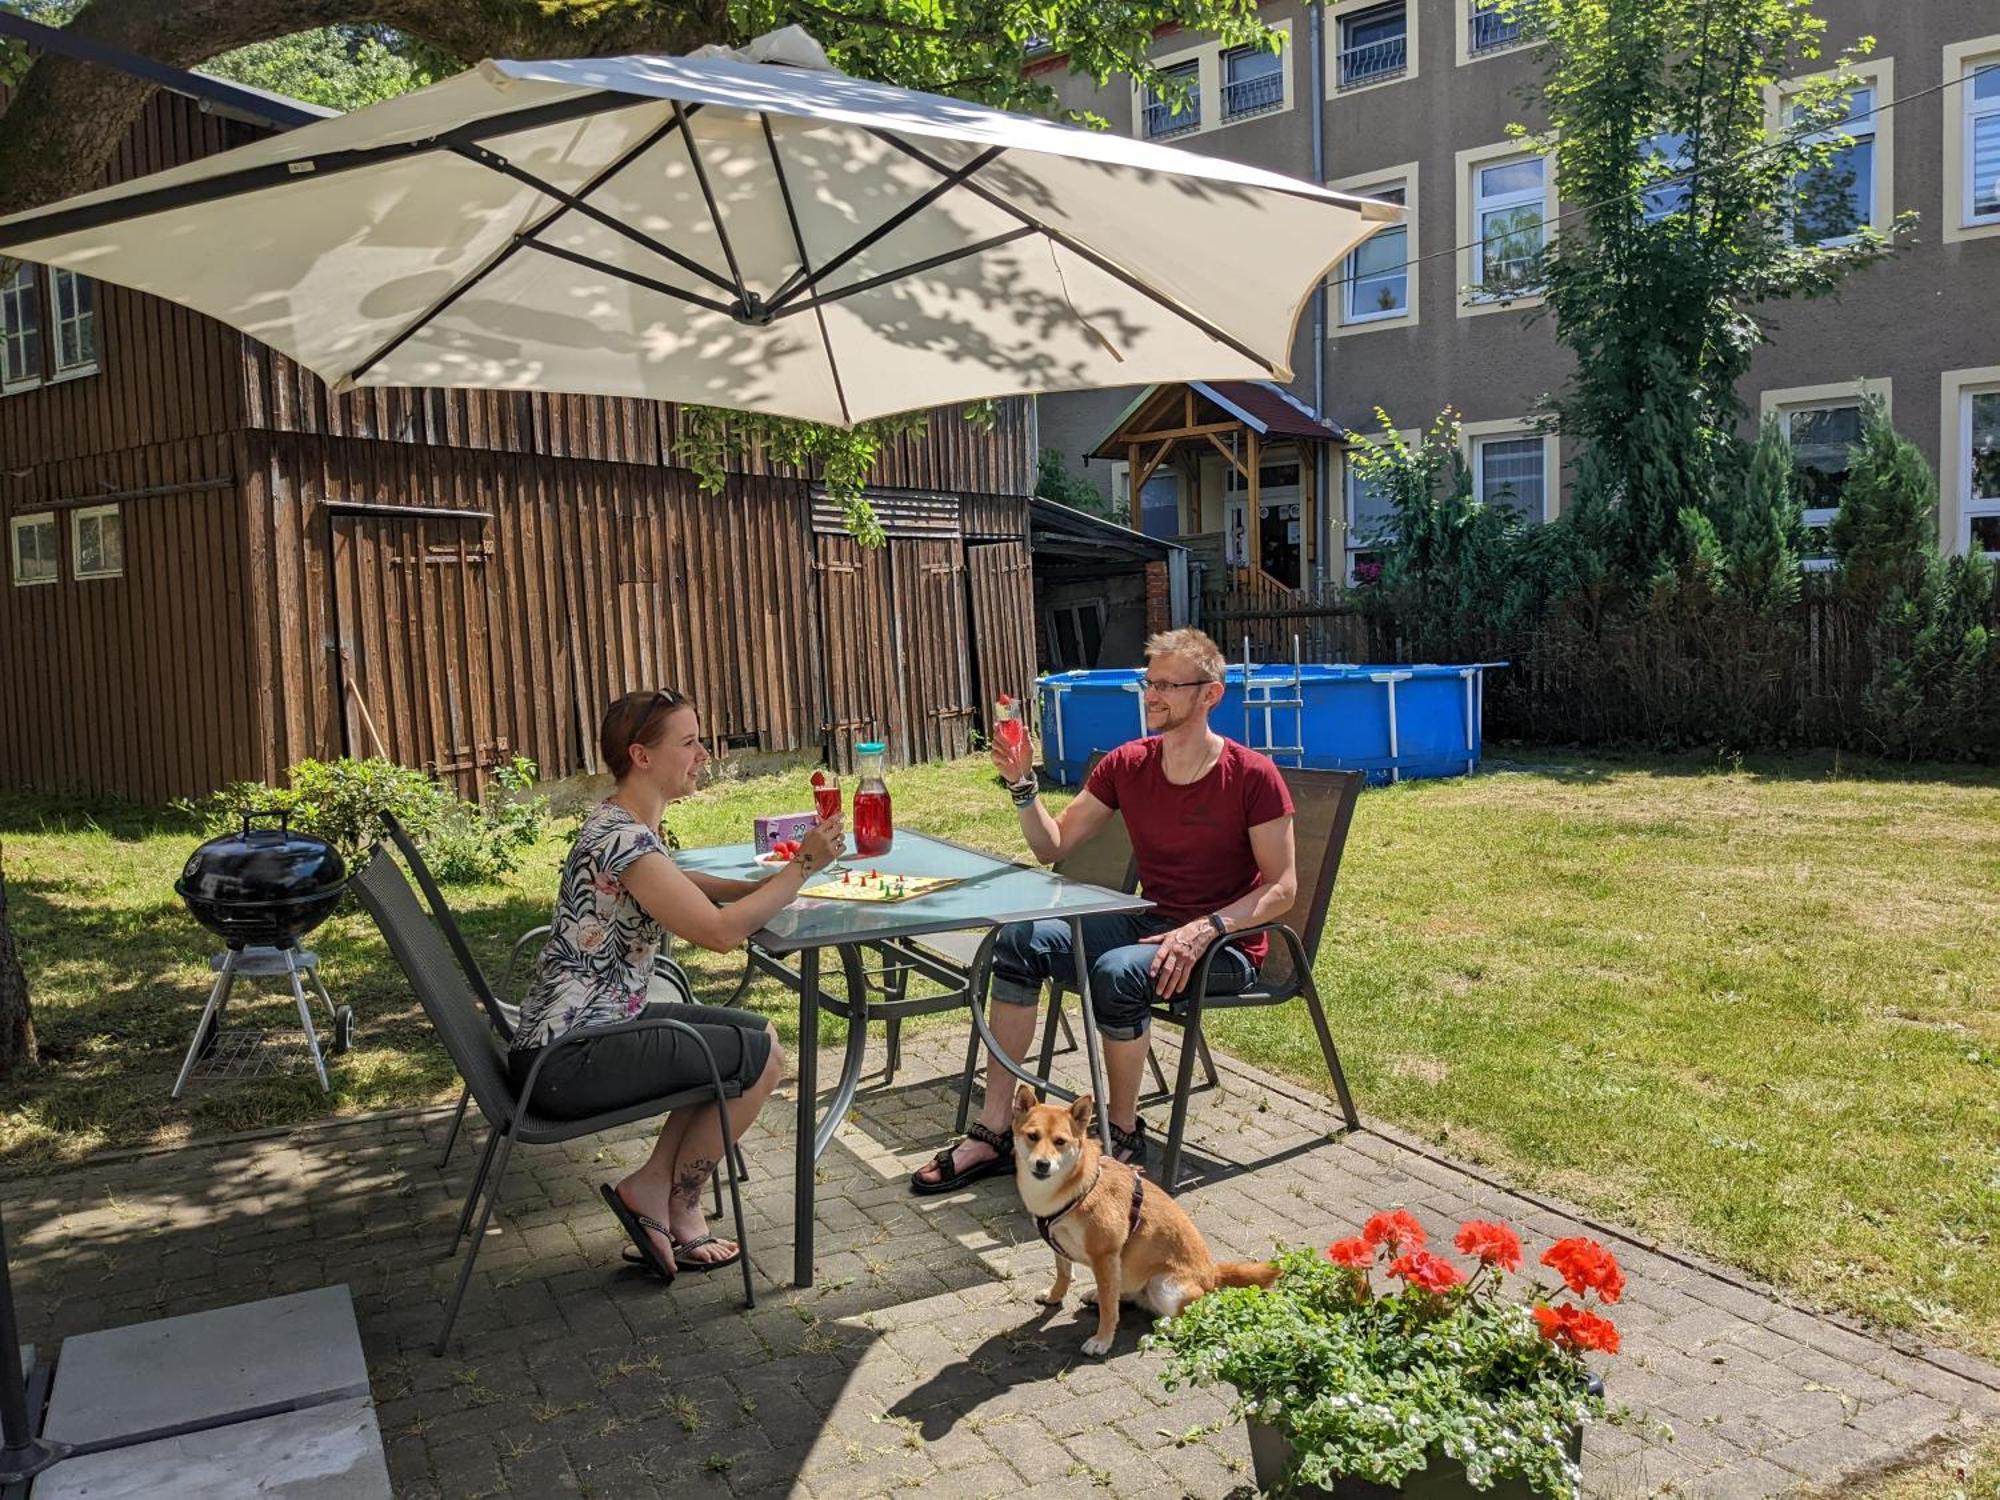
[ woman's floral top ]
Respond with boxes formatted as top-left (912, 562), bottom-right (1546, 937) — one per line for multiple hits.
top-left (515, 802), bottom-right (669, 1050)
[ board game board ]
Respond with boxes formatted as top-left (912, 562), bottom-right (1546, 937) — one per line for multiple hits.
top-left (798, 869), bottom-right (960, 903)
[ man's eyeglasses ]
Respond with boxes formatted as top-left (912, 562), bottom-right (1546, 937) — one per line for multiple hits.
top-left (1140, 677), bottom-right (1216, 693)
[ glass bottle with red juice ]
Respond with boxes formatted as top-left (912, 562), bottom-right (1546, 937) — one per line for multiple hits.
top-left (993, 693), bottom-right (1026, 758)
top-left (852, 741), bottom-right (894, 857)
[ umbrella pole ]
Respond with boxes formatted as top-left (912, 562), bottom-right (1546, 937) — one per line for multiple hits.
top-left (0, 1209), bottom-right (65, 1484)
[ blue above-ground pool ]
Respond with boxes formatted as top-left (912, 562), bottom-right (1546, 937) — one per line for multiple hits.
top-left (1035, 663), bottom-right (1506, 787)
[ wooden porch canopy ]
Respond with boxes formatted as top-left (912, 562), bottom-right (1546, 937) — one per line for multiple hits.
top-left (1086, 380), bottom-right (1344, 579)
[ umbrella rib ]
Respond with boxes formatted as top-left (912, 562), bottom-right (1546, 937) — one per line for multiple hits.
top-left (452, 134), bottom-right (737, 299)
top-left (866, 129), bottom-right (1284, 377)
top-left (0, 90), bottom-right (634, 250)
top-left (673, 101), bottom-right (753, 312)
top-left (760, 114), bottom-right (852, 428)
top-left (768, 227), bottom-right (1038, 320)
top-left (525, 240), bottom-right (740, 317)
top-left (764, 144), bottom-right (1007, 314)
top-left (345, 108), bottom-right (705, 386)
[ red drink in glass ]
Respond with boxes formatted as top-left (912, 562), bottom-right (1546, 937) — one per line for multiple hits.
top-left (813, 780), bottom-right (842, 821)
top-left (993, 692), bottom-right (1026, 756)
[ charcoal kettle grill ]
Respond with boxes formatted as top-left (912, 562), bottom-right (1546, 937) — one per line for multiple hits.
top-left (171, 811), bottom-right (353, 1097)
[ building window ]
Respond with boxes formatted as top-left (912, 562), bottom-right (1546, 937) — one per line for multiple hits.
top-left (1781, 402), bottom-right (1864, 570)
top-left (1466, 0), bottom-right (1528, 58)
top-left (1472, 434), bottom-right (1546, 520)
top-left (1966, 61), bottom-right (2000, 227)
top-left (1222, 45), bottom-right (1284, 121)
top-left (1045, 600), bottom-right (1108, 671)
top-left (1143, 60), bottom-right (1201, 139)
top-left (51, 268), bottom-right (97, 377)
top-left (1640, 131), bottom-right (1693, 221)
top-left (1337, 3), bottom-right (1407, 91)
top-left (1962, 387), bottom-right (2000, 558)
top-left (1, 265), bottom-right (42, 393)
top-left (1471, 154), bottom-right (1549, 297)
top-left (1343, 184), bottom-right (1409, 323)
top-left (71, 503), bottom-right (124, 580)
top-left (1345, 459), bottom-right (1398, 583)
top-left (9, 512), bottom-right (58, 586)
top-left (1137, 470), bottom-right (1181, 540)
top-left (1792, 84), bottom-right (1879, 244)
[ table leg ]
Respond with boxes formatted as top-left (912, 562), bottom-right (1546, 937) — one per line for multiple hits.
top-left (794, 944), bottom-right (819, 1289)
top-left (814, 945), bottom-right (873, 1161)
top-left (1068, 917), bottom-right (1113, 1151)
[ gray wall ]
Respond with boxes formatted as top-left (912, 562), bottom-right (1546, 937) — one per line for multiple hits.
top-left (1034, 0), bottom-right (2000, 549)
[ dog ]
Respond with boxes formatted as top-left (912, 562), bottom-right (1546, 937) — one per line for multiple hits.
top-left (1012, 1085), bottom-right (1278, 1356)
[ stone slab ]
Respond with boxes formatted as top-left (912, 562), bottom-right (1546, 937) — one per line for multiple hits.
top-left (35, 1397), bottom-right (391, 1500)
top-left (42, 1286), bottom-right (369, 1448)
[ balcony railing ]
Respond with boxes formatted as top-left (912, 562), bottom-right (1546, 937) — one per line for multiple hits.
top-left (1143, 97), bottom-right (1201, 138)
top-left (1337, 35), bottom-right (1407, 90)
top-left (1221, 70), bottom-right (1284, 120)
top-left (1468, 2), bottom-right (1530, 56)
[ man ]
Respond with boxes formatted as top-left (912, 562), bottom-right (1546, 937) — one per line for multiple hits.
top-left (912, 628), bottom-right (1297, 1190)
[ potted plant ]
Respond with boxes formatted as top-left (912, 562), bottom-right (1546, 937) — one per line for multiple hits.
top-left (1147, 1210), bottom-right (1623, 1498)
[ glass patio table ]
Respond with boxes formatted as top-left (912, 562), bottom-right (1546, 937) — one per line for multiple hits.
top-left (674, 830), bottom-right (1151, 1287)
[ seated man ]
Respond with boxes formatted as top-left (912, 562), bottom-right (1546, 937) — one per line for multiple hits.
top-left (912, 628), bottom-right (1297, 1190)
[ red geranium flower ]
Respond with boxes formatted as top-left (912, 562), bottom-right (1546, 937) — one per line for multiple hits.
top-left (1387, 1249), bottom-right (1467, 1294)
top-left (1541, 1237), bottom-right (1625, 1304)
top-left (1454, 1220), bottom-right (1524, 1272)
top-left (1361, 1209), bottom-right (1427, 1253)
top-left (1533, 1301), bottom-right (1621, 1355)
top-left (1326, 1236), bottom-right (1374, 1268)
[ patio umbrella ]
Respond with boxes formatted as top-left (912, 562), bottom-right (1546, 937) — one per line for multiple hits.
top-left (0, 28), bottom-right (1400, 427)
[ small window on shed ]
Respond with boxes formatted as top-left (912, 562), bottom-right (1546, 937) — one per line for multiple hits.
top-left (10, 512), bottom-right (58, 586)
top-left (72, 503), bottom-right (124, 580)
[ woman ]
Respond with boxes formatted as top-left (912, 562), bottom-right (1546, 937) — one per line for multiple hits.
top-left (515, 689), bottom-right (843, 1282)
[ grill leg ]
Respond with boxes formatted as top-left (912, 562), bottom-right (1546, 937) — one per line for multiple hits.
top-left (282, 949), bottom-right (330, 1092)
top-left (171, 952), bottom-right (239, 1100)
top-left (437, 1129), bottom-right (515, 1356)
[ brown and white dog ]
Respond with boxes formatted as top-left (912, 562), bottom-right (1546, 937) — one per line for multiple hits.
top-left (1012, 1085), bottom-right (1278, 1356)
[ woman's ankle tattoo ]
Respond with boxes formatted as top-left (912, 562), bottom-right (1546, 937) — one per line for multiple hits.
top-left (671, 1157), bottom-right (715, 1209)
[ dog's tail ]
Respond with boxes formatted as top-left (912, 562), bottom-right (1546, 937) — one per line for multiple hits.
top-left (1212, 1260), bottom-right (1280, 1289)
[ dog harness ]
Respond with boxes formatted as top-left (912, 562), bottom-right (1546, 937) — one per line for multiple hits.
top-left (1033, 1165), bottom-right (1146, 1252)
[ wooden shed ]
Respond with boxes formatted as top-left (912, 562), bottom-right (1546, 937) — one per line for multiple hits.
top-left (0, 62), bottom-right (1036, 802)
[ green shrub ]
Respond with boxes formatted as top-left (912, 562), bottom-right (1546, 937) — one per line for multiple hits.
top-left (182, 755), bottom-right (548, 881)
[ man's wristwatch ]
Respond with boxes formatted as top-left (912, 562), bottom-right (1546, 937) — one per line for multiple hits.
top-left (1206, 913), bottom-right (1229, 939)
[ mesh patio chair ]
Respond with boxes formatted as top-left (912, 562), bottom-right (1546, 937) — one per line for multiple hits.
top-left (348, 845), bottom-right (753, 1356)
top-left (377, 813), bottom-right (697, 1171)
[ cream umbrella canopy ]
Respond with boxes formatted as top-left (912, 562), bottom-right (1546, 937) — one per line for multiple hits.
top-left (0, 29), bottom-right (1401, 427)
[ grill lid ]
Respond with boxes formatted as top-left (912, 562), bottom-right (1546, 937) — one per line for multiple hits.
top-left (176, 811), bottom-right (346, 909)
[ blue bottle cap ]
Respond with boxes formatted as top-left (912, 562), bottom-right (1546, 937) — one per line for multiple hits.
top-left (855, 741), bottom-right (886, 753)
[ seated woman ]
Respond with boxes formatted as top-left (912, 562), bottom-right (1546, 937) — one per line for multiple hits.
top-left (514, 689), bottom-right (843, 1282)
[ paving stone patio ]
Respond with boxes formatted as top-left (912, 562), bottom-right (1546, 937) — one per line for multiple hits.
top-left (2, 1018), bottom-right (1993, 1498)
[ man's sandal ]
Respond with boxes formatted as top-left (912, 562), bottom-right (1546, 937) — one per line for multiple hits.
top-left (1108, 1117), bottom-right (1148, 1166)
top-left (909, 1120), bottom-right (1012, 1195)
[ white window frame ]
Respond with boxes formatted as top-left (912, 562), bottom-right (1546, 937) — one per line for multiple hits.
top-left (1340, 428), bottom-right (1417, 583)
top-left (1330, 164), bottom-right (1418, 334)
top-left (71, 502), bottom-right (124, 581)
top-left (1456, 140), bottom-right (1556, 316)
top-left (1759, 380), bottom-right (1891, 573)
top-left (1457, 0), bottom-right (1533, 67)
top-left (1461, 419), bottom-right (1558, 522)
top-left (1941, 367), bottom-right (2000, 559)
top-left (1771, 59), bottom-right (1895, 249)
top-left (49, 267), bottom-right (98, 380)
top-left (1328, 0), bottom-right (1414, 96)
top-left (1, 264), bottom-right (42, 395)
top-left (1944, 37), bottom-right (2000, 243)
top-left (9, 511), bottom-right (58, 587)
top-left (1129, 21), bottom-right (1294, 143)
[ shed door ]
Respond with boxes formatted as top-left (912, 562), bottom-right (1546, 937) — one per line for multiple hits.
top-left (965, 540), bottom-right (1036, 740)
top-left (815, 533), bottom-right (899, 772)
top-left (893, 539), bottom-right (978, 764)
top-left (330, 511), bottom-right (505, 797)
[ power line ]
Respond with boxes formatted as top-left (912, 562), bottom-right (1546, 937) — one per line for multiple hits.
top-left (1327, 65), bottom-right (1984, 290)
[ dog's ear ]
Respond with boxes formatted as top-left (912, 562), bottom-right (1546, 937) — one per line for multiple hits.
top-left (1070, 1093), bottom-right (1095, 1132)
top-left (1012, 1083), bottom-right (1039, 1121)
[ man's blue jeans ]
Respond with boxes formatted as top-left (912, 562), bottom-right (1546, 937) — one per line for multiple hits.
top-left (988, 911), bottom-right (1256, 1041)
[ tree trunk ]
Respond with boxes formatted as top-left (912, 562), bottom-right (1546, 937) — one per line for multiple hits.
top-left (0, 847), bottom-right (37, 1081)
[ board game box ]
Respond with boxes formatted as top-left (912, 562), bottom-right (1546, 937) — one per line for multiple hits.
top-left (798, 869), bottom-right (959, 903)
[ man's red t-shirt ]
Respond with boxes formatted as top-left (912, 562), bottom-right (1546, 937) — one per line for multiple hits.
top-left (1083, 737), bottom-right (1294, 967)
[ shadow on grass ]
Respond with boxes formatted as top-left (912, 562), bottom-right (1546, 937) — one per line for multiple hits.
top-left (1480, 742), bottom-right (2000, 790)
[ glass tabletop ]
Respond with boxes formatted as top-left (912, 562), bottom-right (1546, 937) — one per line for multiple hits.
top-left (673, 829), bottom-right (1151, 954)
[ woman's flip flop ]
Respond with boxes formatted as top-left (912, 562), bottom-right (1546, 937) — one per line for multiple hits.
top-left (599, 1183), bottom-right (675, 1284)
top-left (623, 1233), bottom-right (742, 1273)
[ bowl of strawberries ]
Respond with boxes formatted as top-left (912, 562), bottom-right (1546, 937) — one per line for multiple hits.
top-left (755, 840), bottom-right (804, 869)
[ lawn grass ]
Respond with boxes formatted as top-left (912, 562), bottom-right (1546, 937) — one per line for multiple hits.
top-left (1, 749), bottom-right (1996, 1365)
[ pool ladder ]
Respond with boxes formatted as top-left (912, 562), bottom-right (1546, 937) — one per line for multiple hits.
top-left (1239, 636), bottom-right (1306, 767)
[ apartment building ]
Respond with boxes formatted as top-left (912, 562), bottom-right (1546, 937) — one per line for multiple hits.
top-left (1033, 0), bottom-right (2000, 583)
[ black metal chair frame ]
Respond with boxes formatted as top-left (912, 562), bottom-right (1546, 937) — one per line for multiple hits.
top-left (348, 845), bottom-right (754, 1356)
